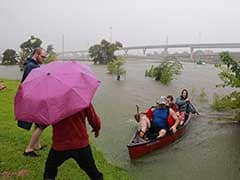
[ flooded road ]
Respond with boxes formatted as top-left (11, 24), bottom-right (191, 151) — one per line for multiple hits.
top-left (1, 60), bottom-right (239, 180)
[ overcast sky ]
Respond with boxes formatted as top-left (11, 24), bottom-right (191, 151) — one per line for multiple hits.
top-left (1, 0), bottom-right (240, 52)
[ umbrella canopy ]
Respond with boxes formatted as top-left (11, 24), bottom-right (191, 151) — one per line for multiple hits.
top-left (14, 61), bottom-right (100, 125)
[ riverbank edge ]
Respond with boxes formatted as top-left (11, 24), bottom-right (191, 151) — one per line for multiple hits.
top-left (0, 79), bottom-right (132, 180)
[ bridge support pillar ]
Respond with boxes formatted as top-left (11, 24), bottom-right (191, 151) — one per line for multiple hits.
top-left (164, 47), bottom-right (168, 57)
top-left (190, 47), bottom-right (194, 62)
top-left (124, 49), bottom-right (128, 55)
top-left (143, 48), bottom-right (147, 55)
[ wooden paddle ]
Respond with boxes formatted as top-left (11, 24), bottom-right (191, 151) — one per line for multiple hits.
top-left (134, 105), bottom-right (140, 122)
top-left (136, 105), bottom-right (140, 114)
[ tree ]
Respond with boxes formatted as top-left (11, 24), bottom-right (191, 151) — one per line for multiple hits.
top-left (45, 53), bottom-right (57, 64)
top-left (213, 52), bottom-right (240, 121)
top-left (20, 35), bottom-right (42, 55)
top-left (107, 57), bottom-right (126, 80)
top-left (89, 39), bottom-right (123, 64)
top-left (19, 35), bottom-right (43, 70)
top-left (2, 49), bottom-right (18, 65)
top-left (18, 49), bottom-right (29, 71)
top-left (145, 60), bottom-right (183, 85)
top-left (45, 44), bottom-right (56, 64)
top-left (46, 45), bottom-right (54, 54)
top-left (215, 52), bottom-right (240, 88)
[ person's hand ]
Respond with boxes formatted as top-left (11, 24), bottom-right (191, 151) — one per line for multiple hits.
top-left (185, 98), bottom-right (190, 102)
top-left (92, 129), bottom-right (100, 138)
top-left (170, 126), bottom-right (177, 133)
top-left (134, 113), bottom-right (140, 122)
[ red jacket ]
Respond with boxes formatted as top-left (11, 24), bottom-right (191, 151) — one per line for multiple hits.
top-left (145, 108), bottom-right (153, 120)
top-left (167, 103), bottom-right (178, 127)
top-left (52, 103), bottom-right (101, 151)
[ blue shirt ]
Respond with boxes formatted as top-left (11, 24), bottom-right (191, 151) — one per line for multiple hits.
top-left (152, 108), bottom-right (169, 129)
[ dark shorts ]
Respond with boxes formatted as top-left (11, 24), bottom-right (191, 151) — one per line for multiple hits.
top-left (18, 121), bottom-right (47, 131)
top-left (152, 121), bottom-right (168, 131)
top-left (146, 122), bottom-right (168, 140)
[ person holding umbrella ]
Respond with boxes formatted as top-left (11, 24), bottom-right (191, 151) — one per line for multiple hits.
top-left (14, 61), bottom-right (103, 179)
top-left (17, 47), bottom-right (47, 157)
top-left (43, 103), bottom-right (103, 180)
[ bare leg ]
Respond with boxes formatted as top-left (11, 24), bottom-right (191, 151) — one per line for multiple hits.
top-left (139, 115), bottom-right (150, 133)
top-left (34, 133), bottom-right (42, 150)
top-left (25, 127), bottom-right (43, 152)
top-left (177, 112), bottom-right (185, 125)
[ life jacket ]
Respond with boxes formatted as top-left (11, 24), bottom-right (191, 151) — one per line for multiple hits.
top-left (152, 107), bottom-right (169, 129)
top-left (146, 107), bottom-right (169, 140)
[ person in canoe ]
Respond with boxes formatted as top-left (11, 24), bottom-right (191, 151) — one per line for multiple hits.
top-left (166, 95), bottom-right (179, 128)
top-left (135, 96), bottom-right (180, 139)
top-left (175, 89), bottom-right (199, 125)
top-left (134, 106), bottom-right (151, 139)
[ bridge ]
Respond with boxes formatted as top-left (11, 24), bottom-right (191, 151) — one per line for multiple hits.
top-left (57, 43), bottom-right (240, 61)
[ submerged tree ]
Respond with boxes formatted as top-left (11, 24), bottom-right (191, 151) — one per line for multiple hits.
top-left (107, 57), bottom-right (126, 80)
top-left (45, 44), bottom-right (57, 64)
top-left (145, 60), bottom-right (183, 85)
top-left (88, 40), bottom-right (123, 64)
top-left (215, 52), bottom-right (240, 88)
top-left (46, 44), bottom-right (54, 54)
top-left (213, 52), bottom-right (240, 121)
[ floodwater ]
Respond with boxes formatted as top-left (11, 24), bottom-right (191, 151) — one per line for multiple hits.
top-left (0, 59), bottom-right (240, 180)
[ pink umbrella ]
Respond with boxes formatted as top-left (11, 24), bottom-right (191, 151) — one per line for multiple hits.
top-left (14, 61), bottom-right (100, 125)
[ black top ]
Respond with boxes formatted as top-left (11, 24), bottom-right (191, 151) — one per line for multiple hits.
top-left (18, 58), bottom-right (40, 130)
top-left (21, 58), bottom-right (40, 82)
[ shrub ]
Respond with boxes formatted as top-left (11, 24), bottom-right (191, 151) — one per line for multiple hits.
top-left (145, 61), bottom-right (183, 85)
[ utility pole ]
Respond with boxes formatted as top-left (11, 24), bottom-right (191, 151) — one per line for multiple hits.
top-left (164, 35), bottom-right (169, 57)
top-left (166, 35), bottom-right (168, 45)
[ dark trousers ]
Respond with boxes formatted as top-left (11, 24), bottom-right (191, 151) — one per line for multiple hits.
top-left (43, 145), bottom-right (103, 180)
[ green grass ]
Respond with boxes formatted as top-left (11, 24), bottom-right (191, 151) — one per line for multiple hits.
top-left (0, 79), bottom-right (132, 180)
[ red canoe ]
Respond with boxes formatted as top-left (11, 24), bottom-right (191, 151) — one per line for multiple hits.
top-left (127, 113), bottom-right (192, 159)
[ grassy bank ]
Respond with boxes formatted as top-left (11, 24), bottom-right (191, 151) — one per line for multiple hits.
top-left (0, 79), bottom-right (132, 179)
